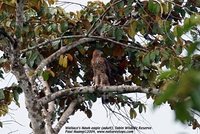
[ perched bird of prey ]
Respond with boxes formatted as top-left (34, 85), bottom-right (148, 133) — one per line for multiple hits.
top-left (91, 49), bottom-right (110, 103)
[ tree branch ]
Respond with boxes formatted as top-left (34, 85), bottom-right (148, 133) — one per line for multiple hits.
top-left (20, 35), bottom-right (85, 53)
top-left (0, 28), bottom-right (16, 46)
top-left (166, 0), bottom-right (196, 13)
top-left (86, 0), bottom-right (123, 36)
top-left (34, 38), bottom-right (96, 75)
top-left (42, 107), bottom-right (55, 134)
top-left (39, 76), bottom-right (55, 114)
top-left (39, 85), bottom-right (160, 105)
top-left (88, 35), bottom-right (147, 52)
top-left (39, 76), bottom-right (55, 134)
top-left (56, 1), bottom-right (87, 8)
top-left (53, 97), bottom-right (85, 133)
top-left (34, 33), bottom-right (147, 77)
top-left (16, 0), bottom-right (25, 29)
top-left (14, 1), bottom-right (46, 133)
top-left (21, 34), bottom-right (147, 54)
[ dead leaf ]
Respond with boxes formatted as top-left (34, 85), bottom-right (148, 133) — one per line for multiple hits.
top-left (112, 45), bottom-right (124, 59)
top-left (66, 54), bottom-right (73, 61)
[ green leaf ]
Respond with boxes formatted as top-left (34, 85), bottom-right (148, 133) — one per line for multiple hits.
top-left (175, 45), bottom-right (182, 55)
top-left (124, 5), bottom-right (132, 16)
top-left (139, 104), bottom-right (143, 113)
top-left (15, 86), bottom-right (23, 94)
top-left (52, 40), bottom-right (60, 50)
top-left (154, 50), bottom-right (160, 62)
top-left (173, 57), bottom-right (182, 68)
top-left (142, 53), bottom-right (151, 66)
top-left (118, 94), bottom-right (129, 102)
top-left (148, 0), bottom-right (160, 15)
top-left (191, 90), bottom-right (200, 111)
top-left (155, 81), bottom-right (177, 105)
top-left (174, 5), bottom-right (185, 18)
top-left (51, 23), bottom-right (57, 32)
top-left (47, 25), bottom-right (52, 32)
top-left (142, 104), bottom-right (146, 112)
top-left (116, 1), bottom-right (124, 8)
top-left (157, 70), bottom-right (178, 81)
top-left (100, 24), bottom-right (111, 35)
top-left (85, 109), bottom-right (92, 118)
top-left (60, 22), bottom-right (68, 32)
top-left (189, 15), bottom-right (198, 26)
top-left (175, 102), bottom-right (191, 123)
top-left (113, 27), bottom-right (123, 41)
top-left (13, 89), bottom-right (20, 107)
top-left (161, 50), bottom-right (170, 60)
top-left (85, 93), bottom-right (97, 102)
top-left (42, 70), bottom-right (50, 81)
top-left (149, 51), bottom-right (156, 62)
top-left (76, 45), bottom-right (86, 55)
top-left (88, 100), bottom-right (93, 109)
top-left (87, 14), bottom-right (94, 22)
top-left (27, 51), bottom-right (39, 67)
top-left (34, 25), bottom-right (42, 36)
top-left (133, 101), bottom-right (140, 108)
top-left (0, 121), bottom-right (2, 128)
top-left (46, 13), bottom-right (52, 19)
top-left (130, 108), bottom-right (137, 119)
top-left (162, 2), bottom-right (171, 14)
top-left (173, 25), bottom-right (184, 37)
top-left (0, 89), bottom-right (5, 100)
top-left (15, 25), bottom-right (22, 38)
top-left (183, 18), bottom-right (191, 32)
top-left (187, 42), bottom-right (199, 56)
top-left (127, 20), bottom-right (137, 39)
top-left (0, 69), bottom-right (3, 79)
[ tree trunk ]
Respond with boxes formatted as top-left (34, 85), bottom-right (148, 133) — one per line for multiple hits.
top-left (15, 0), bottom-right (46, 133)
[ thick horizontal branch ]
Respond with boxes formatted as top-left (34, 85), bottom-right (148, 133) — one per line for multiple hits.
top-left (39, 85), bottom-right (160, 105)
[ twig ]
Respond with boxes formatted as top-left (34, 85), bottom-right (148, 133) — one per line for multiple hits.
top-left (105, 105), bottom-right (138, 130)
top-left (2, 120), bottom-right (24, 127)
top-left (191, 109), bottom-right (200, 117)
top-left (166, 0), bottom-right (196, 14)
top-left (8, 130), bottom-right (19, 134)
top-left (56, 1), bottom-right (87, 8)
top-left (86, 0), bottom-right (123, 36)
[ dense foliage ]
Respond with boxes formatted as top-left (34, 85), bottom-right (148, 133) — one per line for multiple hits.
top-left (0, 0), bottom-right (200, 131)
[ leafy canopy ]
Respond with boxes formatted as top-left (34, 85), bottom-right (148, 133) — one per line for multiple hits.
top-left (0, 0), bottom-right (200, 129)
